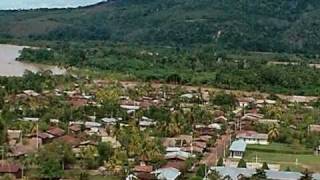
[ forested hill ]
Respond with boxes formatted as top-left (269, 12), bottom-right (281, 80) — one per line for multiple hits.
top-left (1, 0), bottom-right (320, 53)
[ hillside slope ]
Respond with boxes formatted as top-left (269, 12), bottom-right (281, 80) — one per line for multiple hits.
top-left (1, 0), bottom-right (320, 53)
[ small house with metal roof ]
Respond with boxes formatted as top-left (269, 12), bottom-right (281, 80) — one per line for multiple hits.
top-left (229, 139), bottom-right (246, 158)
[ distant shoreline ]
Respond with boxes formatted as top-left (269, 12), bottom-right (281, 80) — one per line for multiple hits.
top-left (0, 44), bottom-right (65, 77)
top-left (0, 0), bottom-right (108, 11)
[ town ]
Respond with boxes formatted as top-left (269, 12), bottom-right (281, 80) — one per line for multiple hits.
top-left (0, 71), bottom-right (319, 180)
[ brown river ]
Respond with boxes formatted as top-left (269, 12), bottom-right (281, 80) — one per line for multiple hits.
top-left (0, 44), bottom-right (65, 77)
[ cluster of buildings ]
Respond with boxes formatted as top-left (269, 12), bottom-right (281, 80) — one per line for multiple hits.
top-left (1, 81), bottom-right (320, 180)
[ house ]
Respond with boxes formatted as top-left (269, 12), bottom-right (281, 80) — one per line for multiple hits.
top-left (139, 116), bottom-right (157, 130)
top-left (175, 135), bottom-right (193, 146)
top-left (69, 121), bottom-right (85, 126)
top-left (69, 124), bottom-right (82, 134)
top-left (208, 123), bottom-right (222, 130)
top-left (236, 131), bottom-right (269, 145)
top-left (0, 161), bottom-right (22, 178)
top-left (166, 147), bottom-right (181, 152)
top-left (165, 151), bottom-right (192, 161)
top-left (134, 162), bottom-right (153, 173)
top-left (309, 124), bottom-right (320, 133)
top-left (162, 161), bottom-right (187, 173)
top-left (69, 97), bottom-right (88, 107)
top-left (47, 127), bottom-right (65, 137)
top-left (49, 119), bottom-right (60, 124)
top-left (241, 113), bottom-right (264, 121)
top-left (85, 122), bottom-right (102, 129)
top-left (315, 146), bottom-right (320, 156)
top-left (101, 117), bottom-right (120, 125)
top-left (285, 95), bottom-right (316, 103)
top-left (229, 139), bottom-right (246, 159)
top-left (85, 127), bottom-right (100, 135)
top-left (164, 150), bottom-right (193, 171)
top-left (101, 136), bottom-right (121, 148)
top-left (214, 116), bottom-right (227, 122)
top-left (256, 99), bottom-right (276, 105)
top-left (196, 135), bottom-right (212, 143)
top-left (23, 90), bottom-right (40, 97)
top-left (237, 97), bottom-right (255, 107)
top-left (192, 141), bottom-right (207, 149)
top-left (88, 115), bottom-right (96, 121)
top-left (211, 166), bottom-right (320, 180)
top-left (163, 138), bottom-right (178, 147)
top-left (152, 167), bottom-right (181, 180)
top-left (73, 141), bottom-right (98, 157)
top-left (181, 146), bottom-right (204, 153)
top-left (9, 137), bottom-right (42, 157)
top-left (133, 162), bottom-right (154, 180)
top-left (7, 130), bottom-right (22, 145)
top-left (7, 130), bottom-right (21, 140)
top-left (258, 119), bottom-right (279, 125)
top-left (213, 110), bottom-right (225, 117)
top-left (120, 105), bottom-right (140, 111)
top-left (58, 135), bottom-right (81, 147)
top-left (20, 117), bottom-right (39, 122)
top-left (37, 132), bottom-right (54, 143)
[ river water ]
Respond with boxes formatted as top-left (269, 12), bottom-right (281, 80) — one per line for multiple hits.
top-left (0, 44), bottom-right (65, 77)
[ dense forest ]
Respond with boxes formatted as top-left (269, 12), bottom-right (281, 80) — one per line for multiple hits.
top-left (1, 0), bottom-right (320, 53)
top-left (3, 0), bottom-right (320, 95)
top-left (17, 43), bottom-right (320, 95)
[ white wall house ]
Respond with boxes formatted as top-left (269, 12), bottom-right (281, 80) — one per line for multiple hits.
top-left (236, 131), bottom-right (269, 145)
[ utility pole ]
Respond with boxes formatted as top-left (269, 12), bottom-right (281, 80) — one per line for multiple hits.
top-left (36, 122), bottom-right (39, 150)
top-left (0, 146), bottom-right (4, 160)
top-left (21, 165), bottom-right (24, 179)
top-left (191, 131), bottom-right (193, 155)
top-left (204, 164), bottom-right (208, 180)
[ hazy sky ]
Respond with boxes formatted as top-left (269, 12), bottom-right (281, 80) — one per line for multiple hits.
top-left (0, 0), bottom-right (106, 10)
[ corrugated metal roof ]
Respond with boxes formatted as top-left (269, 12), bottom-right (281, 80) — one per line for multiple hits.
top-left (229, 139), bottom-right (246, 152)
top-left (152, 167), bottom-right (181, 180)
top-left (211, 167), bottom-right (320, 180)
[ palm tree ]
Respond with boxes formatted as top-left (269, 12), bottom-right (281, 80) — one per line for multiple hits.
top-left (167, 112), bottom-right (182, 137)
top-left (268, 123), bottom-right (279, 142)
top-left (23, 153), bottom-right (38, 169)
top-left (79, 145), bottom-right (98, 168)
top-left (299, 169), bottom-right (313, 180)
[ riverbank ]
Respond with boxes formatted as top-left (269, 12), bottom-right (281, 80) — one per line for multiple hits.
top-left (0, 44), bottom-right (65, 77)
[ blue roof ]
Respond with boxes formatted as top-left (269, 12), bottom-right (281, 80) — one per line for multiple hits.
top-left (229, 139), bottom-right (246, 152)
top-left (211, 167), bottom-right (308, 180)
top-left (153, 167), bottom-right (181, 180)
top-left (314, 173), bottom-right (320, 180)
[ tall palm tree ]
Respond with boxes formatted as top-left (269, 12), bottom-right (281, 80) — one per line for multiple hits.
top-left (268, 123), bottom-right (279, 142)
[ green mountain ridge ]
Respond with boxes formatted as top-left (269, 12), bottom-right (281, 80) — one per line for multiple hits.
top-left (1, 0), bottom-right (320, 53)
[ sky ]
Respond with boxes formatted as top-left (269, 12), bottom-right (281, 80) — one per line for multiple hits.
top-left (0, 0), bottom-right (106, 10)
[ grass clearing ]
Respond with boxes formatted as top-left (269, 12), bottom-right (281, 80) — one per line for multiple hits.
top-left (247, 143), bottom-right (313, 154)
top-left (244, 143), bottom-right (320, 172)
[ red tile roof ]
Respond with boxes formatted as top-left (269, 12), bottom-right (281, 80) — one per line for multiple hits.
top-left (134, 165), bottom-right (153, 173)
top-left (69, 124), bottom-right (81, 132)
top-left (38, 132), bottom-right (53, 139)
top-left (163, 160), bottom-right (186, 171)
top-left (58, 135), bottom-right (81, 147)
top-left (0, 162), bottom-right (21, 173)
top-left (69, 98), bottom-right (88, 107)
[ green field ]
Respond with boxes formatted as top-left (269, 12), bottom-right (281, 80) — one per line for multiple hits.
top-left (244, 143), bottom-right (320, 172)
top-left (63, 169), bottom-right (121, 180)
top-left (247, 143), bottom-right (313, 154)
